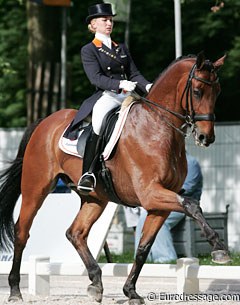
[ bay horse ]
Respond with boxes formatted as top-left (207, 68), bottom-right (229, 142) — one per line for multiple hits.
top-left (0, 53), bottom-right (230, 305)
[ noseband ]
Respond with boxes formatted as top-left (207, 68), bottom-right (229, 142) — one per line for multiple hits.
top-left (137, 61), bottom-right (219, 137)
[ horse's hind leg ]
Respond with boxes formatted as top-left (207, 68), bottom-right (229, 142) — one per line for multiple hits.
top-left (8, 158), bottom-right (55, 301)
top-left (66, 199), bottom-right (107, 303)
top-left (8, 192), bottom-right (48, 302)
top-left (181, 196), bottom-right (231, 263)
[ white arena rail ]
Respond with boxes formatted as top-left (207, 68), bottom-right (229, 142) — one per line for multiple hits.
top-left (1, 256), bottom-right (240, 296)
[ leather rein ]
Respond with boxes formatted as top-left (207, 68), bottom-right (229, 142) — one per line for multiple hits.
top-left (135, 63), bottom-right (219, 137)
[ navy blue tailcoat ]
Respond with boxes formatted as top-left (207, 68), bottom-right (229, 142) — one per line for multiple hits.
top-left (71, 38), bottom-right (150, 129)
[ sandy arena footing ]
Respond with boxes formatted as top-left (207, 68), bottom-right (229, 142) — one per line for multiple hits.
top-left (1, 275), bottom-right (240, 305)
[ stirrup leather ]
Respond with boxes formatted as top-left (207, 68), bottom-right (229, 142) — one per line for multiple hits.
top-left (77, 172), bottom-right (97, 192)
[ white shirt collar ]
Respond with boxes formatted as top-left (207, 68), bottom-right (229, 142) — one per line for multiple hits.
top-left (95, 32), bottom-right (111, 49)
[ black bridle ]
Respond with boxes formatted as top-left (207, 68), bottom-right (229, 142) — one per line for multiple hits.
top-left (181, 63), bottom-right (218, 124)
top-left (135, 62), bottom-right (219, 137)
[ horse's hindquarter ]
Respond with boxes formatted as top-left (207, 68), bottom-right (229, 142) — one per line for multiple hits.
top-left (107, 104), bottom-right (187, 210)
top-left (25, 109), bottom-right (76, 154)
top-left (21, 109), bottom-right (79, 192)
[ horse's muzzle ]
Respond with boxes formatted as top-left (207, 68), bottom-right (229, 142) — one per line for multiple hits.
top-left (193, 129), bottom-right (215, 147)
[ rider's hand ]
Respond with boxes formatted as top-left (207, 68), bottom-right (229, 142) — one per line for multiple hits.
top-left (119, 80), bottom-right (137, 92)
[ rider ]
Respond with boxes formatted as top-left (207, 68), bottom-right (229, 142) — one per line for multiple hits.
top-left (74, 3), bottom-right (152, 193)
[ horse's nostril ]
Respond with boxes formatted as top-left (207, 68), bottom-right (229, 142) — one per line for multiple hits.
top-left (198, 134), bottom-right (205, 142)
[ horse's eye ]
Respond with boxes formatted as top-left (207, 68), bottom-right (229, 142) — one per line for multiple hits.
top-left (193, 88), bottom-right (202, 99)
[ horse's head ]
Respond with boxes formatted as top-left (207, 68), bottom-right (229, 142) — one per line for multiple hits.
top-left (181, 52), bottom-right (226, 147)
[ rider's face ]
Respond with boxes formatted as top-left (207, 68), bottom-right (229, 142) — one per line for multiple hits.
top-left (91, 17), bottom-right (113, 36)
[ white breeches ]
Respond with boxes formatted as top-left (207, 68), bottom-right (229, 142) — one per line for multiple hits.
top-left (92, 90), bottom-right (130, 135)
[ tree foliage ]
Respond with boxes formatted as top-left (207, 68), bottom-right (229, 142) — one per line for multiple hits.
top-left (0, 0), bottom-right (240, 126)
top-left (0, 1), bottom-right (27, 127)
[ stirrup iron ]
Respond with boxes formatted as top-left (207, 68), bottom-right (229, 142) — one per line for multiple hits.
top-left (77, 172), bottom-right (97, 192)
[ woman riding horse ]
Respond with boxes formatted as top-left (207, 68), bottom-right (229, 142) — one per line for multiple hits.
top-left (0, 52), bottom-right (229, 305)
top-left (68, 3), bottom-right (152, 193)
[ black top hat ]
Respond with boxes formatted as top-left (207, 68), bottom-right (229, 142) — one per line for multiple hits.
top-left (86, 3), bottom-right (116, 24)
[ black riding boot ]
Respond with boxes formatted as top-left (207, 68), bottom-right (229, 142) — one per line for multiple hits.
top-left (77, 132), bottom-right (100, 193)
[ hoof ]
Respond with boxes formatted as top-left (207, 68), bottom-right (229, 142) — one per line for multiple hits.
top-left (129, 298), bottom-right (145, 305)
top-left (87, 284), bottom-right (103, 303)
top-left (211, 250), bottom-right (231, 264)
top-left (8, 294), bottom-right (23, 302)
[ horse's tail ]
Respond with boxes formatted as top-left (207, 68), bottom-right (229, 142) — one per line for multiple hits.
top-left (0, 119), bottom-right (43, 251)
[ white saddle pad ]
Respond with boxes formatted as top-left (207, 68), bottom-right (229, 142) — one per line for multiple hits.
top-left (58, 102), bottom-right (134, 161)
top-left (59, 127), bottom-right (84, 158)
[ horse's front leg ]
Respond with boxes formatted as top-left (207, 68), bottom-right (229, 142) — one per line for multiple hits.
top-left (181, 196), bottom-right (231, 263)
top-left (123, 211), bottom-right (170, 305)
top-left (66, 199), bottom-right (107, 303)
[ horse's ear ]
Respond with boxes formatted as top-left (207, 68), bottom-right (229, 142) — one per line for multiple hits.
top-left (213, 54), bottom-right (227, 71)
top-left (196, 51), bottom-right (205, 70)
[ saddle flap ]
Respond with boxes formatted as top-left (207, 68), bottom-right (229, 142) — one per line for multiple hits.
top-left (77, 124), bottom-right (92, 157)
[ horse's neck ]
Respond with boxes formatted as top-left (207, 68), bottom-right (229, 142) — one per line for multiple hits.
top-left (150, 79), bottom-right (178, 109)
top-left (130, 103), bottom-right (185, 149)
top-left (146, 63), bottom-right (191, 131)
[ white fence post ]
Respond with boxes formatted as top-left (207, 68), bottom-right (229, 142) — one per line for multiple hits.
top-left (176, 257), bottom-right (199, 294)
top-left (28, 256), bottom-right (50, 296)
